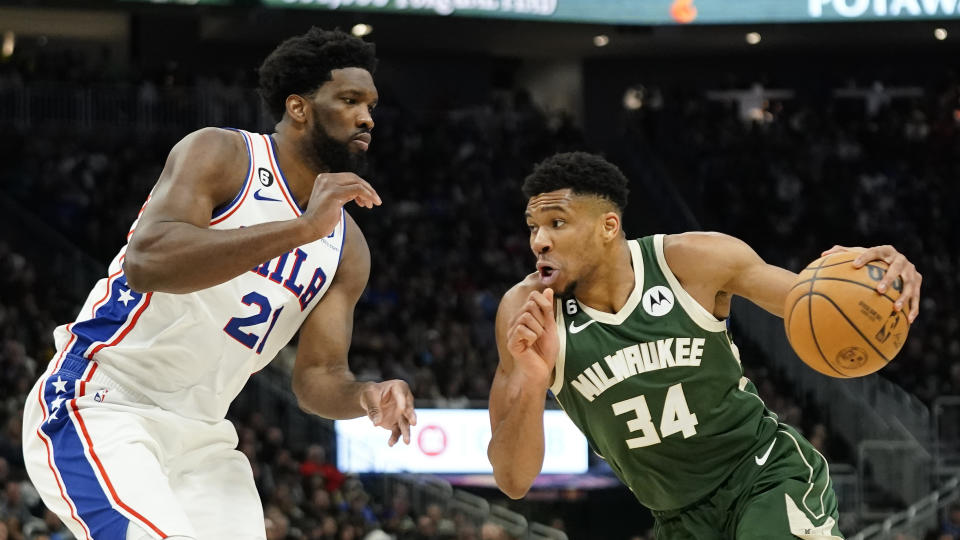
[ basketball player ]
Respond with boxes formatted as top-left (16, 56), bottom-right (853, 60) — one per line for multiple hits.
top-left (487, 152), bottom-right (922, 539)
top-left (22, 28), bottom-right (417, 540)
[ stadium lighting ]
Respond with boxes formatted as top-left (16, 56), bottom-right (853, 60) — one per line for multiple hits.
top-left (934, 28), bottom-right (948, 40)
top-left (351, 24), bottom-right (373, 38)
top-left (746, 32), bottom-right (761, 45)
top-left (2, 32), bottom-right (14, 59)
top-left (593, 34), bottom-right (610, 47)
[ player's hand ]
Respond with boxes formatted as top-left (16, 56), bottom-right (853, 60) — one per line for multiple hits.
top-left (506, 288), bottom-right (558, 388)
top-left (821, 244), bottom-right (922, 323)
top-left (302, 173), bottom-right (382, 238)
top-left (360, 379), bottom-right (417, 447)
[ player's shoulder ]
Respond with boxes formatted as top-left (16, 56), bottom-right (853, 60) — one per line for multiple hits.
top-left (662, 231), bottom-right (749, 262)
top-left (497, 273), bottom-right (546, 320)
top-left (170, 127), bottom-right (248, 164)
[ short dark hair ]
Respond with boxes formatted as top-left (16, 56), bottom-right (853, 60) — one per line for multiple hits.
top-left (522, 152), bottom-right (630, 212)
top-left (257, 27), bottom-right (378, 122)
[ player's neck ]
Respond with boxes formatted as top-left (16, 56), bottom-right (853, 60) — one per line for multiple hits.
top-left (574, 240), bottom-right (635, 314)
top-left (270, 130), bottom-right (326, 210)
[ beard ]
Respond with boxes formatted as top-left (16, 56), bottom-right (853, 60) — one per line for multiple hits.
top-left (555, 280), bottom-right (578, 300)
top-left (309, 117), bottom-right (368, 175)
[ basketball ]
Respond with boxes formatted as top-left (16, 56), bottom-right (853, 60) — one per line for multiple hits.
top-left (783, 252), bottom-right (910, 378)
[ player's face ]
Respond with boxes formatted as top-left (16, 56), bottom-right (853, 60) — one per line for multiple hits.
top-left (525, 189), bottom-right (608, 297)
top-left (307, 67), bottom-right (378, 173)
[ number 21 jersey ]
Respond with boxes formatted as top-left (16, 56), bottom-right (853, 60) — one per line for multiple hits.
top-left (49, 129), bottom-right (345, 422)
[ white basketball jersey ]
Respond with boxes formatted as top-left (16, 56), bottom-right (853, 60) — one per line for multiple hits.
top-left (49, 129), bottom-right (345, 421)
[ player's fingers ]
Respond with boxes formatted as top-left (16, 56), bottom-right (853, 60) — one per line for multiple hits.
top-left (388, 425), bottom-right (401, 447)
top-left (399, 415), bottom-right (411, 445)
top-left (901, 268), bottom-right (922, 323)
top-left (852, 245), bottom-right (893, 268)
top-left (523, 298), bottom-right (548, 328)
top-left (512, 324), bottom-right (538, 345)
top-left (530, 291), bottom-right (554, 320)
top-left (334, 182), bottom-right (379, 209)
top-left (879, 253), bottom-right (908, 296)
top-left (506, 325), bottom-right (531, 352)
top-left (517, 312), bottom-right (545, 337)
top-left (820, 245), bottom-right (850, 257)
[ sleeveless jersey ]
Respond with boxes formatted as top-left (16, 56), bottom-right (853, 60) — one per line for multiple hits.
top-left (551, 235), bottom-right (779, 511)
top-left (48, 129), bottom-right (345, 422)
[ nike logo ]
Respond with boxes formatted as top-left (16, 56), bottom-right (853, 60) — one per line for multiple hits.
top-left (253, 189), bottom-right (281, 202)
top-left (755, 439), bottom-right (776, 466)
top-left (568, 319), bottom-right (597, 334)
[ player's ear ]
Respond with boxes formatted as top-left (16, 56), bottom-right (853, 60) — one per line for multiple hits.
top-left (601, 211), bottom-right (621, 242)
top-left (285, 94), bottom-right (309, 124)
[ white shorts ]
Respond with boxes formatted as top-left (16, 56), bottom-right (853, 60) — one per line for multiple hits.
top-left (22, 353), bottom-right (267, 540)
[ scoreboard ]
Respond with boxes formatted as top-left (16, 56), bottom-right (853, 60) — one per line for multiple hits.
top-left (132, 0), bottom-right (960, 24)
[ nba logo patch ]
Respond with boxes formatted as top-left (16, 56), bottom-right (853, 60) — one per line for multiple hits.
top-left (94, 389), bottom-right (109, 403)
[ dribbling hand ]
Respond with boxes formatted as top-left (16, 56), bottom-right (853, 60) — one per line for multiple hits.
top-left (506, 288), bottom-right (559, 388)
top-left (302, 173), bottom-right (382, 239)
top-left (360, 380), bottom-right (417, 447)
top-left (821, 244), bottom-right (922, 323)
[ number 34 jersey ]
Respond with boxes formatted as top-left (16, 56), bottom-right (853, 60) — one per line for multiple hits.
top-left (49, 129), bottom-right (344, 422)
top-left (551, 235), bottom-right (780, 512)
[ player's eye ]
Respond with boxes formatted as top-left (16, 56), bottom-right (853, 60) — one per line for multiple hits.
top-left (527, 224), bottom-right (537, 232)
top-left (552, 219), bottom-right (565, 228)
top-left (343, 97), bottom-right (357, 105)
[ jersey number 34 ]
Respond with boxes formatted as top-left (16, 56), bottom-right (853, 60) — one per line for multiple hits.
top-left (611, 383), bottom-right (698, 448)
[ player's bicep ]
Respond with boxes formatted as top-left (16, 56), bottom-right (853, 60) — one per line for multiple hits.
top-left (708, 235), bottom-right (797, 317)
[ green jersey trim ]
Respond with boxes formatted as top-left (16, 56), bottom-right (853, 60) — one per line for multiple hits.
top-left (576, 240), bottom-right (645, 325)
top-left (652, 234), bottom-right (727, 332)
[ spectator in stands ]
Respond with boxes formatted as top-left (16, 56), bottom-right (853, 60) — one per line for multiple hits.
top-left (942, 502), bottom-right (960, 539)
top-left (301, 444), bottom-right (346, 493)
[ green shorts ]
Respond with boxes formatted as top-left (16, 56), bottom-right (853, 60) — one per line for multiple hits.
top-left (652, 425), bottom-right (843, 540)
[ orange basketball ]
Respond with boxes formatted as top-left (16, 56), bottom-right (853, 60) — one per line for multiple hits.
top-left (783, 252), bottom-right (910, 378)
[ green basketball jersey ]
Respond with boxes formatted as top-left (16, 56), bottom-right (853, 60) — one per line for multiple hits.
top-left (551, 235), bottom-right (780, 511)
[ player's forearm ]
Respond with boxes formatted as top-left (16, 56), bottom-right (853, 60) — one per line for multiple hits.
top-left (293, 365), bottom-right (372, 419)
top-left (488, 374), bottom-right (548, 499)
top-left (124, 219), bottom-right (315, 294)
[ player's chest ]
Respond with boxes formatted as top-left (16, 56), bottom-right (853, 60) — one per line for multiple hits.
top-left (561, 317), bottom-right (737, 404)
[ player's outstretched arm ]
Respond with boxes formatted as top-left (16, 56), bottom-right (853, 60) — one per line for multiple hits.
top-left (665, 233), bottom-right (921, 322)
top-left (124, 128), bottom-right (380, 294)
top-left (292, 216), bottom-right (416, 447)
top-left (488, 280), bottom-right (557, 499)
top-left (664, 232), bottom-right (797, 317)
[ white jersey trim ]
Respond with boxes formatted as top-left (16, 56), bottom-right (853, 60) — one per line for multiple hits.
top-left (264, 134), bottom-right (303, 218)
top-left (210, 129), bottom-right (255, 225)
top-left (653, 234), bottom-right (727, 332)
top-left (549, 298), bottom-right (567, 396)
top-left (576, 240), bottom-right (645, 325)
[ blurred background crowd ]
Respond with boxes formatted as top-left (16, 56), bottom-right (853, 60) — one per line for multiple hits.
top-left (0, 8), bottom-right (959, 539)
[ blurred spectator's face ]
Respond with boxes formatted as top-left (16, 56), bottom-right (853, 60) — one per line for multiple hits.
top-left (307, 444), bottom-right (326, 463)
top-left (312, 488), bottom-right (331, 510)
top-left (480, 523), bottom-right (505, 540)
top-left (0, 521), bottom-right (7, 540)
top-left (5, 483), bottom-right (20, 504)
top-left (418, 515), bottom-right (437, 536)
top-left (305, 68), bottom-right (377, 175)
top-left (323, 516), bottom-right (338, 535)
top-left (525, 189), bottom-right (614, 297)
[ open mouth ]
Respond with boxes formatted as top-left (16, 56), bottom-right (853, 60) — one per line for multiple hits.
top-left (537, 263), bottom-right (559, 286)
